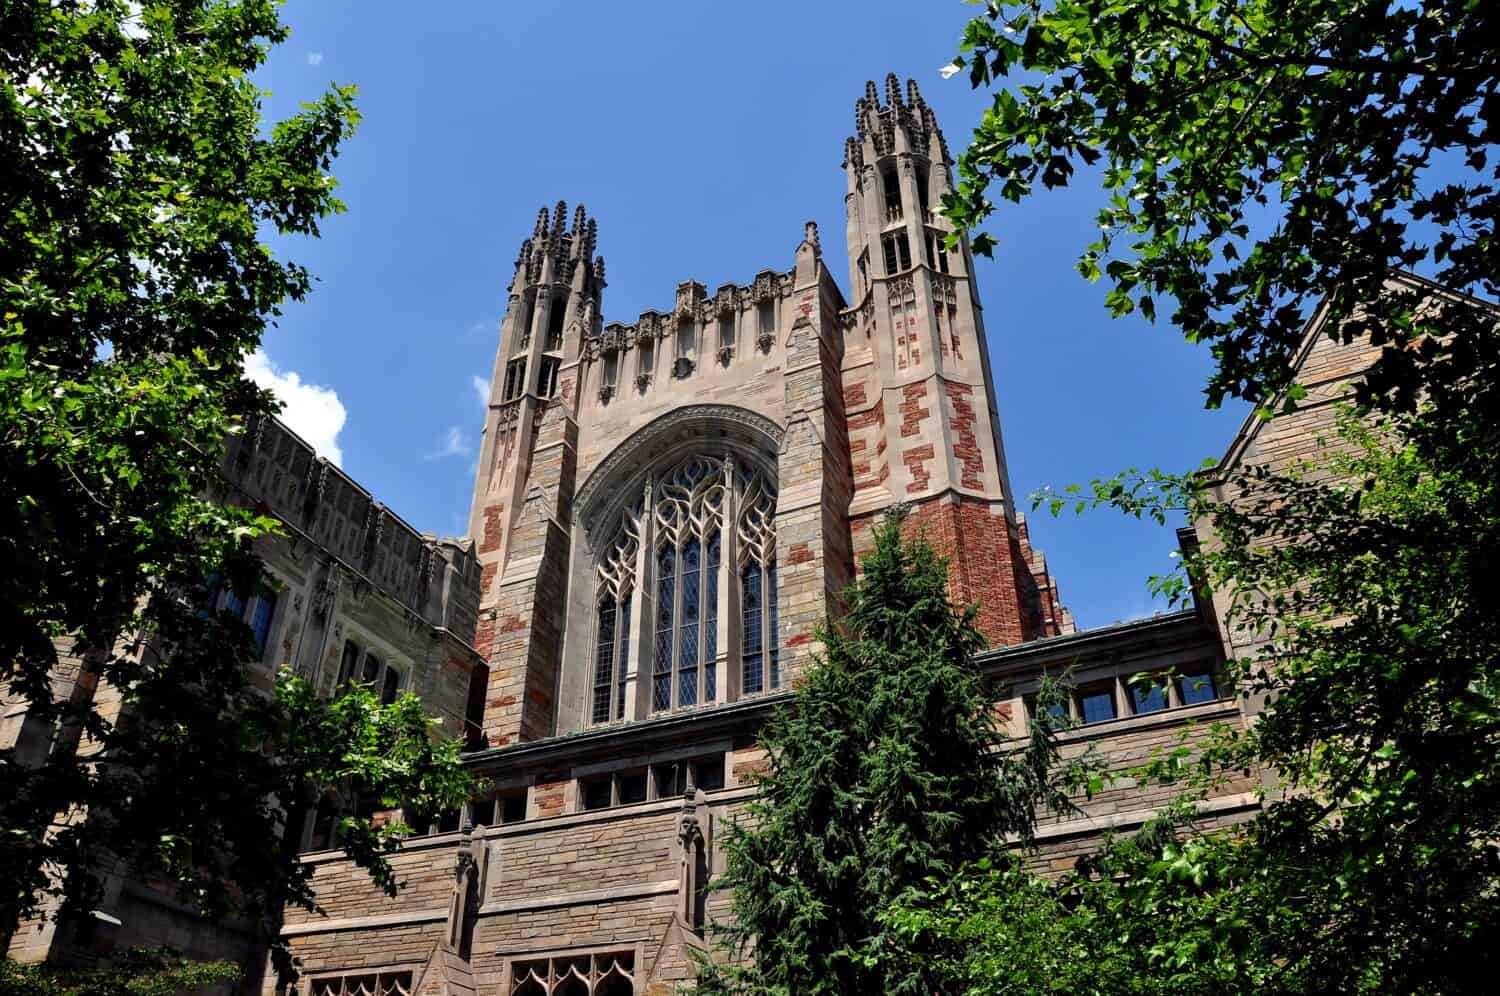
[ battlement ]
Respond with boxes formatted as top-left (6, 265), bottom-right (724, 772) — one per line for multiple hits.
top-left (221, 415), bottom-right (481, 638)
top-left (845, 73), bottom-right (950, 171)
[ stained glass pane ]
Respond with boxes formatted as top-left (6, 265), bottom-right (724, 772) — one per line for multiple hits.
top-left (592, 601), bottom-right (616, 724)
top-left (250, 590), bottom-right (277, 656)
top-left (767, 562), bottom-right (780, 689)
top-left (680, 666), bottom-right (697, 706)
top-left (743, 563), bottom-right (763, 694)
top-left (616, 600), bottom-right (632, 719)
top-left (654, 545), bottom-right (675, 713)
top-left (704, 532), bottom-right (719, 701)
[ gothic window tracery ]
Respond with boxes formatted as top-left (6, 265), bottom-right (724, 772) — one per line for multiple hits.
top-left (590, 452), bottom-right (779, 724)
top-left (508, 951), bottom-right (634, 996)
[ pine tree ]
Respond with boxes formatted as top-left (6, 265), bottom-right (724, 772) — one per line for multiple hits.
top-left (698, 509), bottom-right (1072, 995)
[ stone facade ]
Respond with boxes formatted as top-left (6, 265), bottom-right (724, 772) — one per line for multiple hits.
top-left (5, 74), bottom-right (1413, 996)
top-left (3, 415), bottom-right (487, 978)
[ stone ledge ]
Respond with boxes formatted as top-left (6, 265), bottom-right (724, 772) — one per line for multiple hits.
top-left (1031, 791), bottom-right (1260, 844)
top-left (281, 907), bottom-right (447, 937)
top-left (478, 879), bottom-right (678, 916)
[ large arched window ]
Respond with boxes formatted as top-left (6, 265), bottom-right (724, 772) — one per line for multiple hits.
top-left (591, 453), bottom-right (778, 723)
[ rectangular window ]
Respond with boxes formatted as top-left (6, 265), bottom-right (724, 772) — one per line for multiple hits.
top-left (718, 314), bottom-right (735, 351)
top-left (1176, 670), bottom-right (1220, 705)
top-left (638, 337), bottom-right (654, 381)
top-left (1024, 694), bottom-right (1068, 725)
top-left (616, 600), bottom-right (632, 720)
top-left (593, 601), bottom-right (617, 724)
top-left (757, 300), bottom-right (775, 337)
top-left (654, 762), bottom-right (686, 800)
top-left (742, 562), bottom-right (763, 694)
top-left (222, 587), bottom-right (246, 622)
top-left (881, 233), bottom-right (912, 274)
top-left (381, 665), bottom-right (401, 705)
top-left (883, 167), bottom-right (903, 218)
top-left (338, 640), bottom-right (361, 687)
top-left (679, 540), bottom-right (700, 707)
top-left (1130, 676), bottom-right (1168, 714)
top-left (677, 320), bottom-right (696, 359)
top-left (767, 562), bottom-right (780, 688)
top-left (361, 651), bottom-right (382, 685)
top-left (250, 589), bottom-right (278, 657)
top-left (500, 792), bottom-right (527, 824)
top-left (693, 754), bottom-right (726, 792)
top-left (704, 532), bottom-right (719, 701)
top-left (581, 776), bottom-right (613, 811)
top-left (602, 350), bottom-right (618, 387)
top-left (470, 797), bottom-right (496, 827)
top-left (537, 356), bottom-right (560, 399)
top-left (502, 358), bottom-right (526, 401)
top-left (654, 547), bottom-right (675, 711)
top-left (546, 295), bottom-right (566, 350)
top-left (617, 769), bottom-right (649, 805)
top-left (1077, 682), bottom-right (1118, 724)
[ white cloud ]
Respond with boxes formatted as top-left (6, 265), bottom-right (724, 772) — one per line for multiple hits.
top-left (245, 349), bottom-right (347, 466)
top-left (471, 375), bottom-right (490, 408)
top-left (425, 425), bottom-right (471, 461)
top-left (305, 51), bottom-right (324, 66)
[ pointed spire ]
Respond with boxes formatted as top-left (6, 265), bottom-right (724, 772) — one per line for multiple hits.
top-left (906, 78), bottom-right (924, 108)
top-left (533, 206), bottom-right (549, 238)
top-left (884, 72), bottom-right (903, 110)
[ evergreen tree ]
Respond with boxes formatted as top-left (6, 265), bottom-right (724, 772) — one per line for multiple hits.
top-left (698, 510), bottom-right (1074, 996)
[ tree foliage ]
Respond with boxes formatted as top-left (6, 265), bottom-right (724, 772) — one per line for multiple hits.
top-left (1, 947), bottom-right (240, 996)
top-left (902, 403), bottom-right (1500, 993)
top-left (697, 512), bottom-right (1080, 996)
top-left (0, 0), bottom-right (470, 953)
top-left (947, 0), bottom-right (1498, 412)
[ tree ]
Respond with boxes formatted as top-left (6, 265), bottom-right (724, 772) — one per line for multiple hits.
top-left (894, 403), bottom-right (1500, 993)
top-left (0, 946), bottom-right (240, 996)
top-left (0, 0), bottom-right (471, 959)
top-left (946, 0), bottom-right (1498, 414)
top-left (696, 511), bottom-right (1079, 996)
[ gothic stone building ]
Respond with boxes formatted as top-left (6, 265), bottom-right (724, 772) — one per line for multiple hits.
top-left (9, 76), bottom-right (1319, 995)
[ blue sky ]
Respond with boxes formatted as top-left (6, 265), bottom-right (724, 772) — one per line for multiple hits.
top-left (250, 0), bottom-right (1249, 631)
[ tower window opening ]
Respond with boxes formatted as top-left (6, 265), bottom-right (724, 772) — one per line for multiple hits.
top-left (676, 320), bottom-right (696, 359)
top-left (638, 338), bottom-right (654, 381)
top-left (503, 358), bottom-right (527, 401)
top-left (857, 254), bottom-right (869, 295)
top-left (718, 314), bottom-right (735, 352)
top-left (916, 161), bottom-right (931, 219)
top-left (882, 233), bottom-right (911, 275)
top-left (518, 294), bottom-right (535, 349)
top-left (537, 357), bottom-right (561, 399)
top-left (602, 351), bottom-right (618, 387)
top-left (546, 293), bottom-right (567, 350)
top-left (757, 300), bottom-right (775, 338)
top-left (882, 167), bottom-right (903, 221)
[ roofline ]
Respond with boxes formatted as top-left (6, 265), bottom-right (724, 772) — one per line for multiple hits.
top-left (460, 691), bottom-right (795, 770)
top-left (974, 609), bottom-right (1206, 669)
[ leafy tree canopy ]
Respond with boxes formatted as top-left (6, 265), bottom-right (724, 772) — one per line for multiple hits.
top-left (947, 0), bottom-right (1498, 413)
top-left (698, 512), bottom-right (1081, 996)
top-left (0, 0), bottom-right (471, 959)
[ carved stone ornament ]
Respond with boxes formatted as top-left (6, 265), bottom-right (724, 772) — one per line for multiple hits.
top-left (635, 372), bottom-right (652, 392)
top-left (717, 344), bottom-right (734, 366)
top-left (672, 356), bottom-right (695, 379)
top-left (598, 383), bottom-right (615, 404)
top-left (757, 330), bottom-right (774, 354)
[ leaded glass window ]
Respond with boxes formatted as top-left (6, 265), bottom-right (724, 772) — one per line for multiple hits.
top-left (590, 452), bottom-right (779, 723)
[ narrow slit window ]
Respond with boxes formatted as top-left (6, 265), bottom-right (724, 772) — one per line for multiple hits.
top-left (704, 531), bottom-right (720, 701)
top-left (537, 357), bottom-right (560, 399)
top-left (592, 600), bottom-right (617, 724)
top-left (546, 295), bottom-right (567, 350)
top-left (502, 358), bottom-right (527, 401)
top-left (742, 561), bottom-right (764, 694)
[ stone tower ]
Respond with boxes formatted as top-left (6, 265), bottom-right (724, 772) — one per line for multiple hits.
top-left (468, 202), bottom-right (602, 746)
top-left (840, 74), bottom-right (1067, 643)
top-left (467, 77), bottom-right (1069, 751)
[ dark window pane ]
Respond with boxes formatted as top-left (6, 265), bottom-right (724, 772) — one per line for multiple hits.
top-left (1079, 685), bottom-right (1117, 724)
top-left (653, 673), bottom-right (672, 711)
top-left (1176, 671), bottom-right (1219, 705)
top-left (222, 588), bottom-right (245, 622)
top-left (694, 755), bottom-right (725, 792)
top-left (339, 640), bottom-right (361, 686)
top-left (500, 793), bottom-right (526, 824)
top-left (654, 764), bottom-right (684, 799)
top-left (1131, 678), bottom-right (1167, 714)
top-left (742, 562), bottom-right (763, 694)
top-left (705, 533), bottom-right (719, 700)
top-left (581, 777), bottom-right (612, 811)
top-left (470, 798), bottom-right (496, 827)
top-left (618, 771), bottom-right (648, 805)
top-left (593, 601), bottom-right (617, 723)
top-left (361, 652), bottom-right (382, 684)
top-left (381, 666), bottom-right (401, 705)
top-left (616, 600), bottom-right (631, 719)
top-left (680, 666), bottom-right (697, 707)
top-left (767, 562), bottom-right (780, 688)
top-left (250, 590), bottom-right (277, 656)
